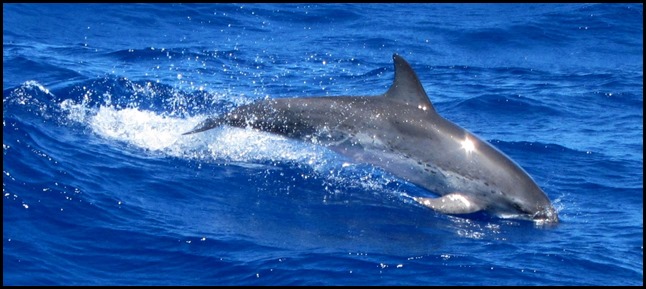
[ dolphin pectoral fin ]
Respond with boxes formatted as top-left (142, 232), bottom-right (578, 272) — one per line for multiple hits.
top-left (414, 193), bottom-right (484, 215)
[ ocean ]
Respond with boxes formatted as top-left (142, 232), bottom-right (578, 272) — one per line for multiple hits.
top-left (3, 3), bottom-right (643, 285)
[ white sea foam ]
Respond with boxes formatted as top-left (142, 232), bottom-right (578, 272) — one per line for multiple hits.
top-left (60, 100), bottom-right (331, 165)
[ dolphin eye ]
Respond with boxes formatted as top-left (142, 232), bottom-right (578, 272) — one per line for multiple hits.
top-left (512, 202), bottom-right (524, 211)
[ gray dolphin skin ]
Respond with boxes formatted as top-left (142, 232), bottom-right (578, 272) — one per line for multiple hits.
top-left (184, 54), bottom-right (559, 224)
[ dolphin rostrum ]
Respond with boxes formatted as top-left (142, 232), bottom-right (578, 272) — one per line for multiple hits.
top-left (184, 54), bottom-right (559, 224)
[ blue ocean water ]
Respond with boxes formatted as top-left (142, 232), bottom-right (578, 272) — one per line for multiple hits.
top-left (2, 3), bottom-right (643, 285)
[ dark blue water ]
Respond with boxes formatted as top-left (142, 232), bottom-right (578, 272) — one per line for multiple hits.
top-left (3, 3), bottom-right (643, 285)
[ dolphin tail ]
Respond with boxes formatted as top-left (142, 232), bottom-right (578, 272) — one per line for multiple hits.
top-left (182, 116), bottom-right (227, 135)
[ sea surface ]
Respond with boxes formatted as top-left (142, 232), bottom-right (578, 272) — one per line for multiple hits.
top-left (3, 3), bottom-right (643, 285)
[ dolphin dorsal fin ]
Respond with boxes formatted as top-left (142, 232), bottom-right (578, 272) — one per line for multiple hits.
top-left (384, 54), bottom-right (436, 113)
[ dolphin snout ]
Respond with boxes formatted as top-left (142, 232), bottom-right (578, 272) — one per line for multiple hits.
top-left (533, 206), bottom-right (559, 224)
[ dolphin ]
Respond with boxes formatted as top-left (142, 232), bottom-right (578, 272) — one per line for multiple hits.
top-left (184, 54), bottom-right (559, 224)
